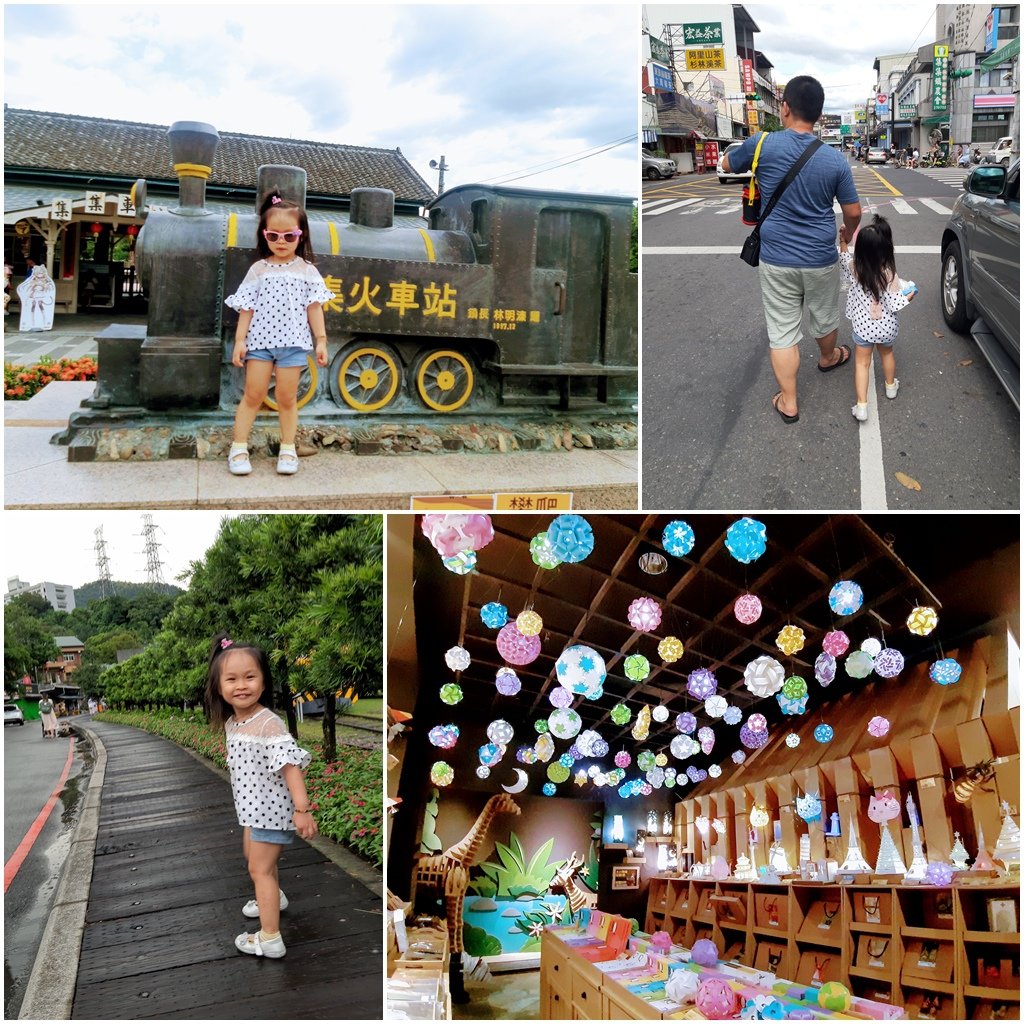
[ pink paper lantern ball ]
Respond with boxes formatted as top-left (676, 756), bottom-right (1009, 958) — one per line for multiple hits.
top-left (695, 978), bottom-right (737, 1019)
top-left (822, 630), bottom-right (850, 657)
top-left (747, 713), bottom-right (768, 734)
top-left (867, 715), bottom-right (891, 738)
top-left (690, 938), bottom-right (719, 967)
top-left (421, 513), bottom-right (494, 558)
top-left (734, 593), bottom-right (763, 624)
top-left (627, 596), bottom-right (662, 632)
top-left (496, 622), bottom-right (541, 666)
top-left (614, 750), bottom-right (632, 768)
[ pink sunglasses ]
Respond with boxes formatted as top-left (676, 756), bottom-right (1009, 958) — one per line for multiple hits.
top-left (262, 228), bottom-right (303, 243)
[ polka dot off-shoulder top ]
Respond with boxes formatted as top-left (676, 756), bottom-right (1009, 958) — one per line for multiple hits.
top-left (224, 258), bottom-right (333, 352)
top-left (226, 707), bottom-right (312, 830)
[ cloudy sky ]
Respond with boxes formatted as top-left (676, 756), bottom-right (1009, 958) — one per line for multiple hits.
top-left (646, 3), bottom-right (944, 113)
top-left (4, 511), bottom-right (239, 591)
top-left (4, 2), bottom-right (637, 196)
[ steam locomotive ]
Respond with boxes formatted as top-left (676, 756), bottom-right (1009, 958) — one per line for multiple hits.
top-left (112, 121), bottom-right (637, 420)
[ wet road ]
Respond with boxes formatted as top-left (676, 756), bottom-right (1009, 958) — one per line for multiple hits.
top-left (4, 721), bottom-right (91, 1019)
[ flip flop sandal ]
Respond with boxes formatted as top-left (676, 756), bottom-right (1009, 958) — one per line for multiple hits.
top-left (772, 392), bottom-right (799, 424)
top-left (818, 345), bottom-right (851, 373)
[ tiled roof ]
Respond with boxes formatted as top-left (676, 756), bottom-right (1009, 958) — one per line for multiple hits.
top-left (54, 636), bottom-right (85, 648)
top-left (4, 108), bottom-right (436, 203)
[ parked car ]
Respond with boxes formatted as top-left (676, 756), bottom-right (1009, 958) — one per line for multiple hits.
top-left (4, 703), bottom-right (25, 726)
top-left (984, 136), bottom-right (1015, 166)
top-left (642, 153), bottom-right (677, 180)
top-left (717, 142), bottom-right (752, 184)
top-left (865, 147), bottom-right (888, 165)
top-left (940, 160), bottom-right (1020, 408)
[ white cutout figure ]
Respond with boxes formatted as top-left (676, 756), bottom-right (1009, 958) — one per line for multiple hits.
top-left (17, 265), bottom-right (56, 331)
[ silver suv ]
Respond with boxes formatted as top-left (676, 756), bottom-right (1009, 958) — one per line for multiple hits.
top-left (940, 160), bottom-right (1020, 408)
top-left (643, 153), bottom-right (676, 180)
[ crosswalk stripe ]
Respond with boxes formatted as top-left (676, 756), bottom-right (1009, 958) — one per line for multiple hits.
top-left (642, 198), bottom-right (703, 215)
top-left (890, 198), bottom-right (917, 215)
top-left (641, 197), bottom-right (682, 211)
top-left (919, 198), bottom-right (953, 214)
top-left (714, 204), bottom-right (741, 214)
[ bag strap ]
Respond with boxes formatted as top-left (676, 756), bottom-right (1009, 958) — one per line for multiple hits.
top-left (751, 137), bottom-right (824, 232)
top-left (751, 132), bottom-right (768, 178)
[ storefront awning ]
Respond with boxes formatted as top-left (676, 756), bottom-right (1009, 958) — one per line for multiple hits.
top-left (980, 36), bottom-right (1020, 71)
top-left (920, 114), bottom-right (948, 125)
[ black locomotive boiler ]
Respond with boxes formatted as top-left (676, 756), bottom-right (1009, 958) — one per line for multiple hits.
top-left (126, 120), bottom-right (637, 420)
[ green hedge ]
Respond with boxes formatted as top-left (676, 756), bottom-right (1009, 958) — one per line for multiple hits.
top-left (94, 709), bottom-right (382, 866)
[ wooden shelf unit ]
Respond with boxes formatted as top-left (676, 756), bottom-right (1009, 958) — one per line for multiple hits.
top-left (642, 877), bottom-right (1022, 1019)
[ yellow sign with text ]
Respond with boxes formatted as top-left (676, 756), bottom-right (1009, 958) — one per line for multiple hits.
top-left (495, 493), bottom-right (573, 511)
top-left (409, 493), bottom-right (574, 511)
top-left (685, 47), bottom-right (725, 71)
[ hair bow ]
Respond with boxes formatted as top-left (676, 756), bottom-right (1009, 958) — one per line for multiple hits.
top-left (220, 637), bottom-right (234, 650)
top-left (270, 196), bottom-right (282, 205)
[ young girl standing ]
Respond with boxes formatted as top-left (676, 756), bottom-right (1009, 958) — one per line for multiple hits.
top-left (205, 634), bottom-right (318, 958)
top-left (839, 215), bottom-right (916, 423)
top-left (224, 190), bottom-right (333, 476)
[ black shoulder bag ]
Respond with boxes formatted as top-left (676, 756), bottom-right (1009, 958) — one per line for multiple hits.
top-left (740, 138), bottom-right (824, 267)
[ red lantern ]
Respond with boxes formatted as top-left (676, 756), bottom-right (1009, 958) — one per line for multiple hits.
top-left (89, 222), bottom-right (103, 236)
top-left (126, 224), bottom-right (139, 237)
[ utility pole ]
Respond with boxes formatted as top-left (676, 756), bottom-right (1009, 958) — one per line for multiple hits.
top-left (94, 525), bottom-right (114, 598)
top-left (429, 156), bottom-right (449, 195)
top-left (139, 514), bottom-right (165, 585)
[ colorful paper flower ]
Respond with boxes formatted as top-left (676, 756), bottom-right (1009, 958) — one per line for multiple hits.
top-left (725, 517), bottom-right (767, 564)
top-left (546, 514), bottom-right (594, 563)
top-left (662, 519), bottom-right (695, 557)
top-left (776, 625), bottom-right (806, 656)
top-left (828, 579), bottom-right (863, 616)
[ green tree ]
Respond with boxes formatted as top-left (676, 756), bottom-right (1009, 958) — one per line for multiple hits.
top-left (73, 626), bottom-right (144, 697)
top-left (4, 601), bottom-right (59, 687)
top-left (762, 114), bottom-right (782, 133)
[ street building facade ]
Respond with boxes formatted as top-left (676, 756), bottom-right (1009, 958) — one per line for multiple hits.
top-left (5, 575), bottom-right (76, 612)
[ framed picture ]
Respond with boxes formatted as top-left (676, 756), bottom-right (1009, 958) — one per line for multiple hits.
top-left (986, 898), bottom-right (1018, 933)
top-left (934, 891), bottom-right (954, 920)
top-left (917, 940), bottom-right (939, 968)
top-left (611, 865), bottom-right (640, 890)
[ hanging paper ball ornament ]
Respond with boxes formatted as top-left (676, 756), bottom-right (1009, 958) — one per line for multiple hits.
top-left (696, 978), bottom-right (738, 1019)
top-left (517, 745), bottom-right (536, 764)
top-left (691, 938), bottom-right (720, 967)
top-left (610, 703), bottom-right (631, 726)
top-left (574, 769), bottom-right (588, 787)
top-left (750, 804), bottom-right (771, 828)
top-left (699, 730), bottom-right (715, 756)
top-left (704, 695), bottom-right (728, 718)
top-left (747, 713), bottom-right (768, 734)
top-left (548, 708), bottom-right (582, 740)
top-left (732, 750), bottom-right (747, 764)
top-left (439, 683), bottom-right (463, 705)
top-left (496, 622), bottom-right (541, 666)
top-left (428, 724), bottom-right (460, 748)
top-left (421, 513), bottom-right (494, 558)
top-left (479, 743), bottom-right (504, 766)
top-left (662, 519), bottom-right (696, 557)
top-left (687, 667), bottom-right (718, 700)
top-left (549, 685), bottom-right (574, 709)
top-left (534, 718), bottom-right (549, 734)
top-left (725, 517), bottom-right (767, 564)
top-left (785, 732), bottom-right (800, 748)
top-left (846, 650), bottom-right (874, 678)
top-left (480, 602), bottom-right (508, 629)
top-left (925, 861), bottom-right (954, 886)
top-left (652, 705), bottom-right (669, 723)
top-left (686, 766), bottom-right (708, 783)
top-left (817, 982), bottom-right (852, 1013)
top-left (744, 655), bottom-right (785, 697)
top-left (546, 514), bottom-right (594, 563)
top-left (740, 724), bottom-right (769, 749)
top-left (614, 750), bottom-right (631, 768)
top-left (907, 605), bottom-right (939, 636)
top-left (776, 625), bottom-right (806, 656)
top-left (722, 705), bottom-right (742, 726)
top-left (476, 765), bottom-right (491, 779)
top-left (529, 532), bottom-right (562, 570)
top-left (829, 580), bottom-right (864, 616)
top-left (782, 675), bottom-right (808, 699)
top-left (547, 763), bottom-right (570, 784)
top-left (443, 551), bottom-right (476, 575)
top-left (868, 716), bottom-right (891, 738)
top-left (658, 636), bottom-right (683, 662)
top-left (670, 735), bottom-right (698, 759)
top-left (445, 646), bottom-right (471, 671)
top-left (796, 792), bottom-right (822, 822)
top-left (632, 705), bottom-right (652, 741)
top-left (734, 593), bottom-right (763, 625)
top-left (777, 691), bottom-right (809, 715)
top-left (708, 763), bottom-right (722, 778)
top-left (822, 630), bottom-right (850, 657)
top-left (587, 765), bottom-right (601, 778)
top-left (860, 637), bottom-right (882, 658)
top-left (655, 752), bottom-right (668, 767)
top-left (676, 712), bottom-right (697, 734)
top-left (930, 658), bottom-right (962, 685)
top-left (646, 767), bottom-right (666, 789)
top-left (534, 733), bottom-right (555, 762)
top-left (592, 739), bottom-right (609, 758)
top-left (624, 654), bottom-right (651, 681)
top-left (637, 750), bottom-right (656, 772)
top-left (487, 720), bottom-right (514, 745)
top-left (815, 652), bottom-right (837, 685)
top-left (576, 730), bottom-right (602, 757)
top-left (516, 610), bottom-right (543, 637)
top-left (430, 761), bottom-right (454, 786)
top-left (814, 723), bottom-right (834, 743)
top-left (627, 597), bottom-right (663, 633)
top-left (873, 648), bottom-right (905, 678)
top-left (542, 782), bottom-right (557, 796)
top-left (495, 667), bottom-right (521, 696)
top-left (568, 743), bottom-right (582, 759)
top-left (556, 645), bottom-right (607, 700)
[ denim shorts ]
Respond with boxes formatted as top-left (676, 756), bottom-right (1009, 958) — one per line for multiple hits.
top-left (853, 331), bottom-right (893, 349)
top-left (246, 346), bottom-right (311, 370)
top-left (250, 827), bottom-right (295, 845)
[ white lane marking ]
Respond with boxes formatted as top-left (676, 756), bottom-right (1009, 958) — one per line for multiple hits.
top-left (919, 198), bottom-right (953, 214)
top-left (859, 360), bottom-right (888, 510)
top-left (642, 245), bottom-right (942, 255)
top-left (890, 198), bottom-right (917, 215)
top-left (715, 204), bottom-right (742, 215)
top-left (642, 197), bottom-right (683, 211)
top-left (642, 198), bottom-right (704, 215)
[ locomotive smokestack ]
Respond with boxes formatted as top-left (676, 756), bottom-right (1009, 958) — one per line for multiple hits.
top-left (166, 121), bottom-right (219, 216)
top-left (350, 188), bottom-right (395, 228)
top-left (256, 165), bottom-right (307, 212)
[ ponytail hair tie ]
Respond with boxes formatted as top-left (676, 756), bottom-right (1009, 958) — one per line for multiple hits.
top-left (271, 196), bottom-right (282, 205)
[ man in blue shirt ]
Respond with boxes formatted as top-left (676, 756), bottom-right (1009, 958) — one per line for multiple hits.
top-left (724, 76), bottom-right (862, 422)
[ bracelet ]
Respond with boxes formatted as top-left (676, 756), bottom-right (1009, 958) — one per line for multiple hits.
top-left (293, 807), bottom-right (312, 814)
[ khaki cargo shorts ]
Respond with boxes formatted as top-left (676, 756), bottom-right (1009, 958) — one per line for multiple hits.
top-left (758, 261), bottom-right (841, 349)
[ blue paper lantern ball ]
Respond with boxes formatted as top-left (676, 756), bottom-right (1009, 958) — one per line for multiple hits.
top-left (480, 602), bottom-right (508, 629)
top-left (542, 782), bottom-right (557, 797)
top-left (723, 705), bottom-right (743, 726)
top-left (828, 579), bottom-right (864, 616)
top-left (547, 514), bottom-right (594, 563)
top-left (814, 723), bottom-right (834, 743)
top-left (662, 519), bottom-right (696, 557)
top-left (930, 658), bottom-right (962, 685)
top-left (559, 752), bottom-right (575, 768)
top-left (725, 517), bottom-right (767, 564)
top-left (676, 712), bottom-right (697, 734)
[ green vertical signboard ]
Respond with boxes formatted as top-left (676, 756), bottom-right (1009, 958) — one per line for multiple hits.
top-left (650, 36), bottom-right (670, 64)
top-left (933, 45), bottom-right (949, 112)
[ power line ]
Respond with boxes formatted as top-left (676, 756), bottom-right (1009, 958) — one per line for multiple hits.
top-left (479, 135), bottom-right (637, 186)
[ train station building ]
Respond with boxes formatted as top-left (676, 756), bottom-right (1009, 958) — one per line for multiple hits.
top-left (4, 106), bottom-right (435, 316)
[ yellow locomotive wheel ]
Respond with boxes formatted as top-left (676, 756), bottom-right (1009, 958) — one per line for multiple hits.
top-left (263, 356), bottom-right (318, 411)
top-left (414, 350), bottom-right (474, 412)
top-left (336, 345), bottom-right (401, 412)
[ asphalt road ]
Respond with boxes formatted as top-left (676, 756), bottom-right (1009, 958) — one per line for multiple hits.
top-left (641, 158), bottom-right (1019, 510)
top-left (4, 721), bottom-right (91, 1019)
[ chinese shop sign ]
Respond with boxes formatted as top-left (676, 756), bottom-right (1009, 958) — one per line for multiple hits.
top-left (685, 47), bottom-right (725, 71)
top-left (933, 45), bottom-right (949, 112)
top-left (683, 22), bottom-right (723, 46)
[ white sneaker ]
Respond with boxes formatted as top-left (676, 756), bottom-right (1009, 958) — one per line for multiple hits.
top-left (276, 451), bottom-right (300, 475)
top-left (243, 890), bottom-right (288, 918)
top-left (852, 404), bottom-right (869, 422)
top-left (228, 449), bottom-right (252, 475)
top-left (235, 930), bottom-right (286, 958)
top-left (885, 378), bottom-right (900, 399)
